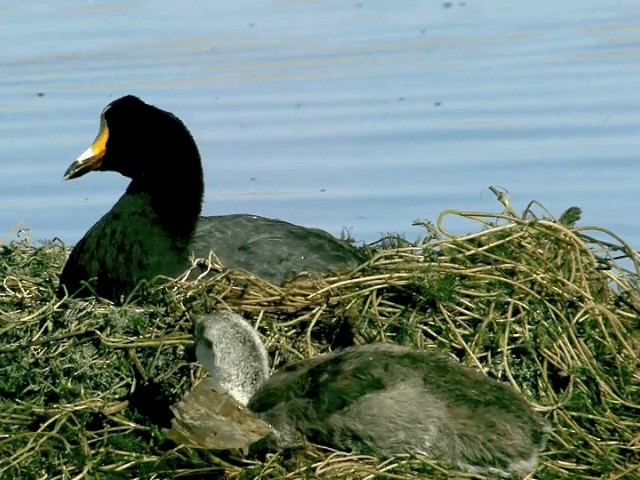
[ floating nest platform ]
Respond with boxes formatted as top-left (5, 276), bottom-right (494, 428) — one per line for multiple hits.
top-left (1, 191), bottom-right (639, 479)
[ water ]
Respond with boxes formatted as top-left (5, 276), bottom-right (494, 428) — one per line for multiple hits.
top-left (1, 0), bottom-right (639, 248)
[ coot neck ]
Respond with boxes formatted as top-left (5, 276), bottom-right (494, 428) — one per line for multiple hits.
top-left (125, 157), bottom-right (204, 242)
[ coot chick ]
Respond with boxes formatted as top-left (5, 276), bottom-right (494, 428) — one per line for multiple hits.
top-left (59, 96), bottom-right (364, 300)
top-left (170, 312), bottom-right (549, 477)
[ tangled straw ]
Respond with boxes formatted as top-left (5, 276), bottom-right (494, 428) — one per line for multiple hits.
top-left (1, 190), bottom-right (638, 479)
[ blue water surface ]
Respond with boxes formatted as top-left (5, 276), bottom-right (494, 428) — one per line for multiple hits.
top-left (1, 0), bottom-right (639, 248)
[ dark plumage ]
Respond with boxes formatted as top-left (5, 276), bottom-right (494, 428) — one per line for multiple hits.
top-left (169, 312), bottom-right (550, 478)
top-left (59, 96), bottom-right (364, 300)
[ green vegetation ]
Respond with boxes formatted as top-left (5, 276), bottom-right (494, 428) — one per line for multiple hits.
top-left (1, 192), bottom-right (638, 479)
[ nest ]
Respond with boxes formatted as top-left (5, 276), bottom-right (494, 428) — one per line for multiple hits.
top-left (1, 190), bottom-right (638, 479)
